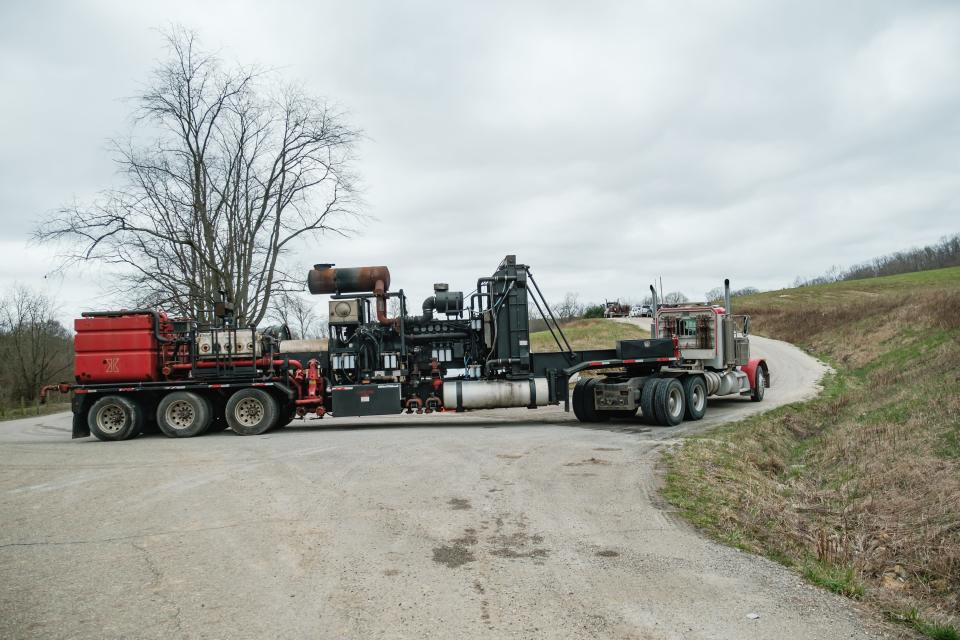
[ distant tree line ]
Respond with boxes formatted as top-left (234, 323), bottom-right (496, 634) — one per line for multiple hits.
top-left (0, 287), bottom-right (73, 409)
top-left (704, 286), bottom-right (760, 303)
top-left (793, 233), bottom-right (960, 287)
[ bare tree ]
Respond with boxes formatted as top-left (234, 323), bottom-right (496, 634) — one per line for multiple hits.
top-left (0, 287), bottom-right (73, 403)
top-left (663, 291), bottom-right (689, 304)
top-left (553, 292), bottom-right (585, 321)
top-left (35, 27), bottom-right (360, 326)
top-left (269, 291), bottom-right (327, 339)
top-left (388, 297), bottom-right (403, 319)
top-left (705, 287), bottom-right (724, 303)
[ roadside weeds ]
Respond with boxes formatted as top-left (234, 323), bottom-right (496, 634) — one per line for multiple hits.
top-left (663, 271), bottom-right (960, 639)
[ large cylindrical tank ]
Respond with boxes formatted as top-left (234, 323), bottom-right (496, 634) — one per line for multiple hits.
top-left (703, 370), bottom-right (741, 396)
top-left (308, 265), bottom-right (391, 294)
top-left (442, 379), bottom-right (550, 410)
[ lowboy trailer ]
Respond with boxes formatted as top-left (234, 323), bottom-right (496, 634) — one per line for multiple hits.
top-left (41, 256), bottom-right (767, 440)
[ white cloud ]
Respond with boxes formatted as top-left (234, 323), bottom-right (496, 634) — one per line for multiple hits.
top-left (1, 0), bottom-right (958, 323)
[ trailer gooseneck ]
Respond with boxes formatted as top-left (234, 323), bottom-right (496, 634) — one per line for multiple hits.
top-left (42, 256), bottom-right (767, 440)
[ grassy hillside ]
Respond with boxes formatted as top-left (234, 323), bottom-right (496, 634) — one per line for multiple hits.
top-left (530, 319), bottom-right (648, 352)
top-left (664, 266), bottom-right (960, 638)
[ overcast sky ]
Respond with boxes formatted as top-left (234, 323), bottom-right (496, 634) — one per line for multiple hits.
top-left (1, 0), bottom-right (958, 323)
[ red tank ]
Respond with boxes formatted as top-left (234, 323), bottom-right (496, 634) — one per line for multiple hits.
top-left (74, 313), bottom-right (163, 383)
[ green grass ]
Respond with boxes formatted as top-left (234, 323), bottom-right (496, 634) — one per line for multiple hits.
top-left (801, 561), bottom-right (865, 599)
top-left (530, 318), bottom-right (648, 352)
top-left (888, 609), bottom-right (960, 640)
top-left (744, 266), bottom-right (960, 306)
top-left (0, 402), bottom-right (70, 422)
top-left (663, 265), bottom-right (960, 635)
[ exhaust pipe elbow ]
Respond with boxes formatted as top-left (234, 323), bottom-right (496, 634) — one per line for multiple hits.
top-left (422, 296), bottom-right (436, 321)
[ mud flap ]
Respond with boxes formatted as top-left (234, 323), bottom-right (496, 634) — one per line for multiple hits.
top-left (71, 395), bottom-right (90, 439)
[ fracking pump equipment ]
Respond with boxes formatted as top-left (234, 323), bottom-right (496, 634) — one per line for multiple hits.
top-left (42, 256), bottom-right (768, 440)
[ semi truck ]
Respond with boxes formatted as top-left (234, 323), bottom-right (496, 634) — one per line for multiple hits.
top-left (41, 256), bottom-right (767, 440)
top-left (603, 300), bottom-right (631, 318)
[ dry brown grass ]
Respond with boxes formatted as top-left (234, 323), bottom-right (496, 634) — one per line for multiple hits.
top-left (665, 268), bottom-right (960, 635)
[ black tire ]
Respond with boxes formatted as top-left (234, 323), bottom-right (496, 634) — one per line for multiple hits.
top-left (572, 377), bottom-right (610, 423)
top-left (156, 392), bottom-right (212, 438)
top-left (682, 376), bottom-right (708, 421)
top-left (572, 377), bottom-right (590, 422)
top-left (274, 404), bottom-right (296, 429)
top-left (225, 389), bottom-right (278, 436)
top-left (87, 395), bottom-right (143, 441)
top-left (639, 378), bottom-right (658, 424)
top-left (583, 378), bottom-right (610, 422)
top-left (584, 378), bottom-right (610, 422)
top-left (751, 365), bottom-right (766, 402)
top-left (653, 378), bottom-right (685, 426)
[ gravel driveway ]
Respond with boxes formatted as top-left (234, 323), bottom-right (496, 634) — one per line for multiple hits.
top-left (1, 334), bottom-right (892, 639)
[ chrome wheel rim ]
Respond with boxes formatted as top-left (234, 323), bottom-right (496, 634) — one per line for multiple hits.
top-left (692, 384), bottom-right (706, 412)
top-left (165, 400), bottom-right (195, 430)
top-left (234, 397), bottom-right (264, 427)
top-left (667, 386), bottom-right (683, 419)
top-left (96, 404), bottom-right (126, 434)
top-left (757, 371), bottom-right (765, 397)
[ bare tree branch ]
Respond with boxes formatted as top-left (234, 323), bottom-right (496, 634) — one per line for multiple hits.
top-left (34, 27), bottom-right (361, 325)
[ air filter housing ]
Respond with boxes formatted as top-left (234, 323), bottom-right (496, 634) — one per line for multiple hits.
top-left (329, 299), bottom-right (361, 324)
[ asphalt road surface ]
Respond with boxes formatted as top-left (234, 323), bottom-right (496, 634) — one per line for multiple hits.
top-left (1, 335), bottom-right (890, 639)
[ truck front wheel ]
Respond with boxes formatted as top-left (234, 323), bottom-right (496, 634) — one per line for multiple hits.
top-left (226, 389), bottom-right (278, 436)
top-left (157, 392), bottom-right (212, 438)
top-left (751, 366), bottom-right (767, 402)
top-left (88, 395), bottom-right (143, 441)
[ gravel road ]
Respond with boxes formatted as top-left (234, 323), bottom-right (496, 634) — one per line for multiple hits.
top-left (1, 333), bottom-right (890, 639)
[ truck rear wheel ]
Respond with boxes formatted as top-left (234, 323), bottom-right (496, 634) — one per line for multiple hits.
top-left (639, 378), bottom-right (658, 424)
top-left (682, 376), bottom-right (707, 421)
top-left (653, 378), bottom-right (685, 426)
top-left (226, 389), bottom-right (278, 436)
top-left (156, 392), bottom-right (212, 438)
top-left (572, 378), bottom-right (589, 422)
top-left (572, 377), bottom-right (609, 423)
top-left (584, 378), bottom-right (610, 422)
top-left (88, 395), bottom-right (143, 441)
